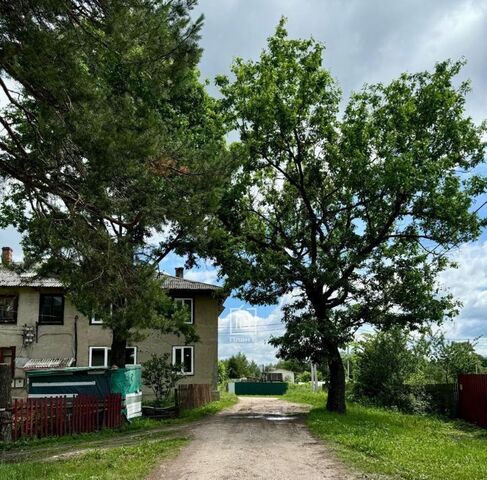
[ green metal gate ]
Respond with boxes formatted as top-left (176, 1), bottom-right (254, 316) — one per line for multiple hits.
top-left (234, 382), bottom-right (288, 395)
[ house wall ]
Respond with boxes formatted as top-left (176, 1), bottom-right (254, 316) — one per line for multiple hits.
top-left (0, 287), bottom-right (219, 399)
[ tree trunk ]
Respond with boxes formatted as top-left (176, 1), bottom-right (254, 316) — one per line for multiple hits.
top-left (110, 327), bottom-right (127, 368)
top-left (326, 344), bottom-right (346, 413)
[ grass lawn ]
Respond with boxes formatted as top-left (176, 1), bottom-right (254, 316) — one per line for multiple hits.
top-left (0, 438), bottom-right (187, 480)
top-left (283, 384), bottom-right (487, 480)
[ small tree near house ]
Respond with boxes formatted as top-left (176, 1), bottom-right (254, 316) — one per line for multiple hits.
top-left (142, 354), bottom-right (184, 407)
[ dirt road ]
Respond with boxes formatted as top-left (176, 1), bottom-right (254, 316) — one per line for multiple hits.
top-left (151, 396), bottom-right (355, 480)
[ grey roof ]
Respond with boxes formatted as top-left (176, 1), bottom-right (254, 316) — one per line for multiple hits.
top-left (0, 267), bottom-right (63, 288)
top-left (0, 267), bottom-right (220, 292)
top-left (160, 274), bottom-right (221, 291)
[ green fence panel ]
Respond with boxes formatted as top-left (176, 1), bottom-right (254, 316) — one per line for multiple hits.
top-left (110, 366), bottom-right (141, 396)
top-left (234, 382), bottom-right (288, 395)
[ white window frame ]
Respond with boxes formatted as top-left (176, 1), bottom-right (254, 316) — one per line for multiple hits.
top-left (89, 346), bottom-right (109, 367)
top-left (172, 346), bottom-right (194, 375)
top-left (174, 298), bottom-right (194, 324)
top-left (90, 314), bottom-right (104, 325)
top-left (88, 346), bottom-right (137, 367)
top-left (90, 304), bottom-right (112, 325)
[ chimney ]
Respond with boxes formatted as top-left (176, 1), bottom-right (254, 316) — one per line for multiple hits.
top-left (1, 247), bottom-right (12, 265)
top-left (175, 267), bottom-right (184, 278)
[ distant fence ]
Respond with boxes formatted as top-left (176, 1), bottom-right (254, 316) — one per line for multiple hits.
top-left (176, 384), bottom-right (212, 412)
top-left (458, 374), bottom-right (487, 428)
top-left (10, 394), bottom-right (122, 441)
top-left (230, 382), bottom-right (288, 395)
top-left (425, 383), bottom-right (458, 417)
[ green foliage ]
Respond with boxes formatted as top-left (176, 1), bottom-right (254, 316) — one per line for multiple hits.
top-left (217, 359), bottom-right (228, 385)
top-left (210, 18), bottom-right (486, 412)
top-left (0, 1), bottom-right (228, 364)
top-left (296, 370), bottom-right (312, 383)
top-left (352, 328), bottom-right (428, 412)
top-left (142, 353), bottom-right (184, 406)
top-left (429, 333), bottom-right (485, 383)
top-left (224, 352), bottom-right (261, 379)
top-left (350, 328), bottom-right (485, 412)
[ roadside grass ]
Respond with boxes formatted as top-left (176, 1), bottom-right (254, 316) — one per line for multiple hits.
top-left (0, 391), bottom-right (237, 467)
top-left (0, 437), bottom-right (187, 480)
top-left (283, 384), bottom-right (487, 480)
top-left (165, 391), bottom-right (238, 424)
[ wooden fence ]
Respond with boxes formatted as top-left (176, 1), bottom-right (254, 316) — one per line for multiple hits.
top-left (176, 384), bottom-right (212, 412)
top-left (458, 374), bottom-right (487, 428)
top-left (10, 394), bottom-right (122, 441)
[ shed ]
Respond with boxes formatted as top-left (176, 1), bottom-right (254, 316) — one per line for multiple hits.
top-left (267, 369), bottom-right (295, 383)
top-left (25, 365), bottom-right (143, 419)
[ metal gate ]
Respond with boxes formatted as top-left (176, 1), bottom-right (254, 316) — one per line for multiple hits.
top-left (458, 374), bottom-right (487, 427)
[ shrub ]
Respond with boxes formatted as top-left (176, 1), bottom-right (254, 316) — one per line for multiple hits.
top-left (142, 353), bottom-right (183, 406)
top-left (352, 328), bottom-right (428, 413)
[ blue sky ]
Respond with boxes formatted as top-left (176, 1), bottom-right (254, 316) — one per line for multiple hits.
top-left (1, 0), bottom-right (487, 364)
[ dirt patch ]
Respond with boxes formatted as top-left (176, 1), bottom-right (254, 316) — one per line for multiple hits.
top-left (150, 396), bottom-right (356, 480)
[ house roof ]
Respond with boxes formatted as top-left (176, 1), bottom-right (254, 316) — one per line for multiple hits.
top-left (160, 274), bottom-right (221, 291)
top-left (0, 267), bottom-right (63, 288)
top-left (0, 267), bottom-right (221, 292)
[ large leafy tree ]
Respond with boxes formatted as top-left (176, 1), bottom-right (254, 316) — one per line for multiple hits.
top-left (211, 20), bottom-right (486, 412)
top-left (0, 1), bottom-right (228, 365)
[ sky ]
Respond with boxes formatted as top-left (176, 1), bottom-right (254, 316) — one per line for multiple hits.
top-left (1, 0), bottom-right (487, 364)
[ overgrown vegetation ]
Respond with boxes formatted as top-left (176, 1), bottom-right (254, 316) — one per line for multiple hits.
top-left (284, 384), bottom-right (487, 480)
top-left (350, 328), bottom-right (485, 412)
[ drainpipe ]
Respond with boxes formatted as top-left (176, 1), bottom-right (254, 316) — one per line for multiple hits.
top-left (74, 315), bottom-right (78, 366)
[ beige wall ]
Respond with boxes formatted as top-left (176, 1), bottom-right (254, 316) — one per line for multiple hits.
top-left (0, 287), bottom-right (219, 398)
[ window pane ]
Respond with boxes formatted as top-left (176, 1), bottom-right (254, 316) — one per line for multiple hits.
top-left (0, 347), bottom-right (15, 376)
top-left (39, 295), bottom-right (64, 324)
top-left (174, 348), bottom-right (182, 366)
top-left (90, 348), bottom-right (106, 367)
top-left (125, 347), bottom-right (136, 365)
top-left (0, 296), bottom-right (17, 323)
top-left (183, 347), bottom-right (192, 373)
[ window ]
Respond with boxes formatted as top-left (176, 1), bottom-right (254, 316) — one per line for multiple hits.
top-left (0, 296), bottom-right (18, 324)
top-left (0, 346), bottom-right (16, 377)
top-left (172, 346), bottom-right (194, 375)
top-left (174, 298), bottom-right (194, 324)
top-left (90, 314), bottom-right (104, 325)
top-left (39, 294), bottom-right (64, 325)
top-left (88, 346), bottom-right (137, 367)
top-left (90, 304), bottom-right (112, 325)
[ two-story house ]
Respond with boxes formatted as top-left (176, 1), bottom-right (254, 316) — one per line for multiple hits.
top-left (0, 247), bottom-right (223, 399)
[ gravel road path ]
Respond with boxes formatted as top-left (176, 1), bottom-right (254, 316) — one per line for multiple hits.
top-left (150, 396), bottom-right (355, 480)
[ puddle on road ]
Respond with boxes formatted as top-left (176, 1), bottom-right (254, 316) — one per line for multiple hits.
top-left (228, 414), bottom-right (299, 421)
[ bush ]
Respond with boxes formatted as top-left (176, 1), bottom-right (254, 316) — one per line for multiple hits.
top-left (142, 353), bottom-right (183, 406)
top-left (352, 328), bottom-right (428, 413)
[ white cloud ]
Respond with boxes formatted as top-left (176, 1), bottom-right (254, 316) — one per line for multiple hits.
top-left (185, 268), bottom-right (220, 285)
top-left (218, 289), bottom-right (301, 364)
top-left (439, 241), bottom-right (487, 354)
